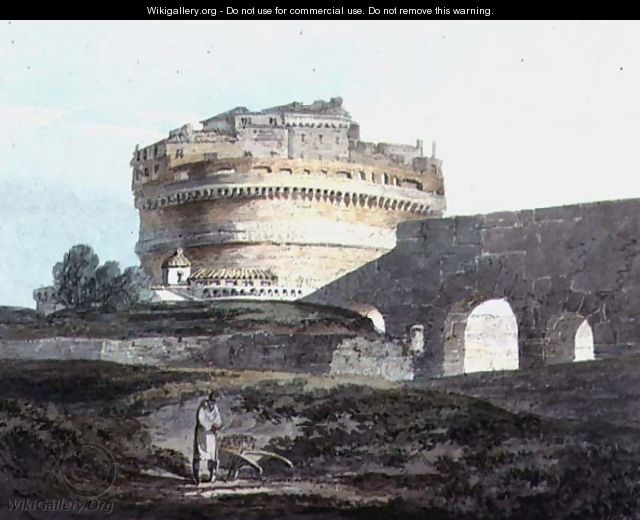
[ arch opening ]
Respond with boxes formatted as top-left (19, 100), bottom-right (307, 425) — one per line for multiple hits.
top-left (463, 298), bottom-right (519, 374)
top-left (346, 303), bottom-right (386, 334)
top-left (544, 313), bottom-right (594, 364)
top-left (574, 319), bottom-right (595, 362)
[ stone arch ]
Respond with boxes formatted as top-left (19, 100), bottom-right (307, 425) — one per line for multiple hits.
top-left (543, 312), bottom-right (594, 364)
top-left (346, 303), bottom-right (386, 334)
top-left (443, 297), bottom-right (519, 375)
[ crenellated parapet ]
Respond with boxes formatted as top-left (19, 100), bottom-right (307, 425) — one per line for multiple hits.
top-left (131, 97), bottom-right (443, 191)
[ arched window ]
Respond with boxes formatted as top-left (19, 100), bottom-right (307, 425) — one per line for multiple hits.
top-left (574, 319), bottom-right (595, 362)
top-left (463, 299), bottom-right (519, 373)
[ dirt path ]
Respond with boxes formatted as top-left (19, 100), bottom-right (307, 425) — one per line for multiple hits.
top-left (113, 474), bottom-right (394, 508)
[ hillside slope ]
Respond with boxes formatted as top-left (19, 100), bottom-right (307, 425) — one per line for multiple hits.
top-left (425, 355), bottom-right (640, 431)
top-left (1, 359), bottom-right (640, 519)
top-left (0, 301), bottom-right (376, 340)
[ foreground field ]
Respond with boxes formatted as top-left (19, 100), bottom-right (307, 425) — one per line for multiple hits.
top-left (2, 359), bottom-right (640, 519)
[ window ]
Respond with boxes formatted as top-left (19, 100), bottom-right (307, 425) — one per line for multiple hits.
top-left (318, 134), bottom-right (324, 143)
top-left (143, 150), bottom-right (147, 160)
top-left (336, 137), bottom-right (340, 144)
top-left (153, 145), bottom-right (158, 157)
top-left (175, 148), bottom-right (184, 159)
top-left (144, 168), bottom-right (149, 177)
top-left (301, 134), bottom-right (305, 142)
top-left (154, 164), bottom-right (160, 173)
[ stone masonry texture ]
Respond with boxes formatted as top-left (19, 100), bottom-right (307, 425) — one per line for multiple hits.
top-left (306, 198), bottom-right (640, 378)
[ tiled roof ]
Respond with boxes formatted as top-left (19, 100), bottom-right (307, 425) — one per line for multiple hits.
top-left (189, 267), bottom-right (277, 281)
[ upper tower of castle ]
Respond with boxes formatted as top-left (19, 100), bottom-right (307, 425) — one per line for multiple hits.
top-left (131, 97), bottom-right (442, 190)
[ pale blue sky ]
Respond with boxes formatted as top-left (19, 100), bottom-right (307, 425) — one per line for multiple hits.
top-left (2, 21), bottom-right (639, 308)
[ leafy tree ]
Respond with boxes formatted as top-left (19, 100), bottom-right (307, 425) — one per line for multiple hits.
top-left (102, 266), bottom-right (151, 311)
top-left (52, 245), bottom-right (150, 311)
top-left (94, 261), bottom-right (122, 307)
top-left (52, 244), bottom-right (100, 308)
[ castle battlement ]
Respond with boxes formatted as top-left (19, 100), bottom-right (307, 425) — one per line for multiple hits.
top-left (132, 98), bottom-right (446, 301)
top-left (131, 97), bottom-right (442, 190)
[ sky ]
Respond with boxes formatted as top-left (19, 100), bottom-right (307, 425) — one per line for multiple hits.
top-left (1, 20), bottom-right (640, 308)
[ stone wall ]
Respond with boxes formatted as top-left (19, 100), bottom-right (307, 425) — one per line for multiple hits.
top-left (307, 198), bottom-right (640, 378)
top-left (329, 337), bottom-right (415, 381)
top-left (0, 333), bottom-right (417, 381)
top-left (0, 333), bottom-right (352, 373)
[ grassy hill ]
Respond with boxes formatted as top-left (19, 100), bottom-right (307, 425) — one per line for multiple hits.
top-left (2, 359), bottom-right (640, 519)
top-left (0, 301), bottom-right (375, 340)
top-left (424, 355), bottom-right (640, 431)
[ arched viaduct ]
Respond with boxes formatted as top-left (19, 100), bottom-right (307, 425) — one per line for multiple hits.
top-left (306, 198), bottom-right (640, 378)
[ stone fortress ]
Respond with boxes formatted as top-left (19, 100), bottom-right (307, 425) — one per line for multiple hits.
top-left (130, 97), bottom-right (445, 302)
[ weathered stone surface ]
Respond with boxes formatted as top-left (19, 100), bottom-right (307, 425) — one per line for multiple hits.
top-left (0, 333), bottom-right (353, 374)
top-left (308, 198), bottom-right (640, 378)
top-left (329, 337), bottom-right (414, 381)
top-left (454, 216), bottom-right (482, 245)
top-left (483, 211), bottom-right (522, 228)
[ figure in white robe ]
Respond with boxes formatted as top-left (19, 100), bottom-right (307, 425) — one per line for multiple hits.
top-left (192, 391), bottom-right (223, 484)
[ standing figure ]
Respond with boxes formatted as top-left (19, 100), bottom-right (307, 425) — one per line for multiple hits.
top-left (192, 390), bottom-right (223, 485)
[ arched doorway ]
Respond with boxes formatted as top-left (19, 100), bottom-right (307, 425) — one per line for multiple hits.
top-left (574, 319), bottom-right (595, 362)
top-left (463, 298), bottom-right (519, 374)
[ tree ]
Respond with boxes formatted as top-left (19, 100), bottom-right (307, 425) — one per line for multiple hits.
top-left (102, 266), bottom-right (151, 311)
top-left (52, 245), bottom-right (150, 311)
top-left (94, 261), bottom-right (122, 307)
top-left (52, 244), bottom-right (100, 308)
